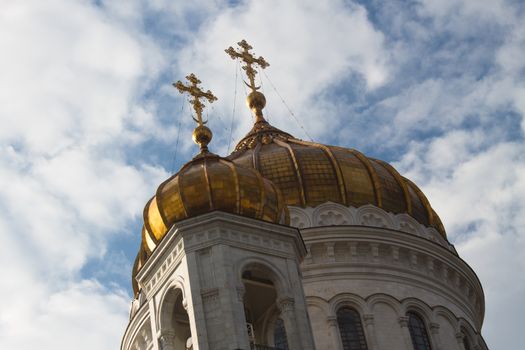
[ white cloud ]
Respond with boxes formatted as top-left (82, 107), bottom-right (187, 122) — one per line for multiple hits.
top-left (0, 1), bottom-right (168, 349)
top-left (1, 0), bottom-right (525, 349)
top-left (0, 280), bottom-right (130, 349)
top-left (174, 0), bottom-right (389, 150)
top-left (397, 136), bottom-right (525, 348)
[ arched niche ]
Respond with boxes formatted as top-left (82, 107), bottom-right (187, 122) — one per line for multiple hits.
top-left (237, 259), bottom-right (292, 349)
top-left (158, 286), bottom-right (192, 350)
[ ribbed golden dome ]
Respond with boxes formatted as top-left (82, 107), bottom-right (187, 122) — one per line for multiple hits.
top-left (140, 152), bottom-right (288, 255)
top-left (228, 120), bottom-right (446, 238)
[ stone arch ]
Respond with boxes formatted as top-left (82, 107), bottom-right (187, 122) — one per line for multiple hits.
top-left (458, 318), bottom-right (480, 349)
top-left (433, 305), bottom-right (459, 330)
top-left (329, 292), bottom-right (369, 317)
top-left (235, 256), bottom-right (291, 298)
top-left (288, 206), bottom-right (312, 229)
top-left (457, 317), bottom-right (476, 335)
top-left (305, 296), bottom-right (330, 317)
top-left (157, 277), bottom-right (187, 331)
top-left (434, 305), bottom-right (462, 349)
top-left (260, 303), bottom-right (285, 347)
top-left (312, 202), bottom-right (355, 227)
top-left (401, 297), bottom-right (435, 324)
top-left (356, 204), bottom-right (395, 229)
top-left (124, 307), bottom-right (152, 350)
top-left (236, 257), bottom-right (294, 348)
top-left (403, 298), bottom-right (437, 350)
top-left (157, 277), bottom-right (192, 350)
top-left (367, 294), bottom-right (405, 350)
top-left (366, 293), bottom-right (403, 317)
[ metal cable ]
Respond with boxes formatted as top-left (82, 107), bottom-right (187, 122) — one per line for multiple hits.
top-left (262, 70), bottom-right (313, 141)
top-left (170, 100), bottom-right (185, 173)
top-left (227, 59), bottom-right (239, 153)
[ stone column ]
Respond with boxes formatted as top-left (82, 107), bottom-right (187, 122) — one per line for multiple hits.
top-left (363, 314), bottom-right (378, 350)
top-left (327, 316), bottom-right (343, 350)
top-left (398, 316), bottom-right (413, 349)
top-left (456, 332), bottom-right (467, 350)
top-left (210, 244), bottom-right (251, 350)
top-left (158, 331), bottom-right (175, 350)
top-left (278, 297), bottom-right (301, 350)
top-left (430, 322), bottom-right (443, 350)
top-left (147, 299), bottom-right (161, 350)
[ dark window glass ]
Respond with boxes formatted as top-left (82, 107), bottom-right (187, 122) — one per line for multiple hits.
top-left (274, 318), bottom-right (289, 350)
top-left (407, 312), bottom-right (432, 350)
top-left (336, 307), bottom-right (368, 350)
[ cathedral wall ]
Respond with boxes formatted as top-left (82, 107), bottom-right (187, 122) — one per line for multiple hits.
top-left (306, 303), bottom-right (332, 350)
top-left (125, 212), bottom-right (316, 350)
top-left (436, 314), bottom-right (460, 350)
top-left (299, 224), bottom-right (488, 350)
top-left (372, 302), bottom-right (407, 350)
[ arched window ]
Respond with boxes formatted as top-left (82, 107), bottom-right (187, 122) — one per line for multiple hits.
top-left (407, 312), bottom-right (432, 350)
top-left (273, 318), bottom-right (289, 350)
top-left (336, 307), bottom-right (368, 350)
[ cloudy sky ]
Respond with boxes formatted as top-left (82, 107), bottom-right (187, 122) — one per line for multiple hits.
top-left (1, 0), bottom-right (524, 348)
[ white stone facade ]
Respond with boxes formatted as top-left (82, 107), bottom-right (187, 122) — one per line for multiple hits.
top-left (122, 211), bottom-right (315, 350)
top-left (122, 204), bottom-right (488, 350)
top-left (292, 203), bottom-right (488, 350)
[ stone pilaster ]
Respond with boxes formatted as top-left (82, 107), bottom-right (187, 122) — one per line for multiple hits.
top-left (430, 322), bottom-right (442, 350)
top-left (398, 316), bottom-right (413, 349)
top-left (363, 314), bottom-right (377, 350)
top-left (278, 297), bottom-right (302, 350)
top-left (327, 316), bottom-right (343, 350)
top-left (158, 331), bottom-right (175, 350)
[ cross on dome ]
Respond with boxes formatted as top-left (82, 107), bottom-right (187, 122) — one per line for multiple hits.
top-left (173, 73), bottom-right (217, 153)
top-left (225, 40), bottom-right (269, 92)
top-left (173, 73), bottom-right (217, 127)
top-left (226, 40), bottom-right (270, 123)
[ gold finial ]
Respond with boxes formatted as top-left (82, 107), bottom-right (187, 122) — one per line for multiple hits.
top-left (173, 73), bottom-right (217, 153)
top-left (225, 40), bottom-right (269, 123)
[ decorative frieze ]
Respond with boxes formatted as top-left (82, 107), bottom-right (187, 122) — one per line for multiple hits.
top-left (289, 203), bottom-right (453, 250)
top-left (300, 230), bottom-right (481, 322)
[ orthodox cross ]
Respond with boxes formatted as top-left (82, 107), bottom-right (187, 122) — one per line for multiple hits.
top-left (173, 73), bottom-right (217, 126)
top-left (225, 40), bottom-right (269, 92)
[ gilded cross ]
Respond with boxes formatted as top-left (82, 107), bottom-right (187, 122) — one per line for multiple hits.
top-left (225, 40), bottom-right (269, 92)
top-left (173, 73), bottom-right (217, 126)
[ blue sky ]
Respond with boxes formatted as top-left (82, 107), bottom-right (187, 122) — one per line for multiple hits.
top-left (1, 0), bottom-right (524, 348)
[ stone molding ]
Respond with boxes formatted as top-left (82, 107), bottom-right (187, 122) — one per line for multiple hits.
top-left (300, 225), bottom-right (484, 329)
top-left (289, 203), bottom-right (453, 251)
top-left (363, 314), bottom-right (375, 326)
top-left (121, 308), bottom-right (153, 350)
top-left (136, 212), bottom-right (305, 299)
top-left (306, 293), bottom-right (488, 350)
top-left (125, 212), bottom-right (314, 350)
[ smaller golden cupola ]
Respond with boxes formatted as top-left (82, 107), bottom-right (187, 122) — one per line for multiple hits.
top-left (133, 74), bottom-right (288, 295)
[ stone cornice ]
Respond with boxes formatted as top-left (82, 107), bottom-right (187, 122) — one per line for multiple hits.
top-left (299, 225), bottom-right (485, 329)
top-left (121, 302), bottom-right (150, 350)
top-left (289, 203), bottom-right (454, 251)
top-left (136, 211), bottom-right (306, 299)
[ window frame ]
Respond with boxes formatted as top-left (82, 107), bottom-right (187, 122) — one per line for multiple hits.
top-left (406, 311), bottom-right (433, 350)
top-left (336, 306), bottom-right (369, 350)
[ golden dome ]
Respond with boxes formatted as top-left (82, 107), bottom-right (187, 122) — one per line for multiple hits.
top-left (228, 120), bottom-right (446, 238)
top-left (140, 152), bottom-right (288, 255)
